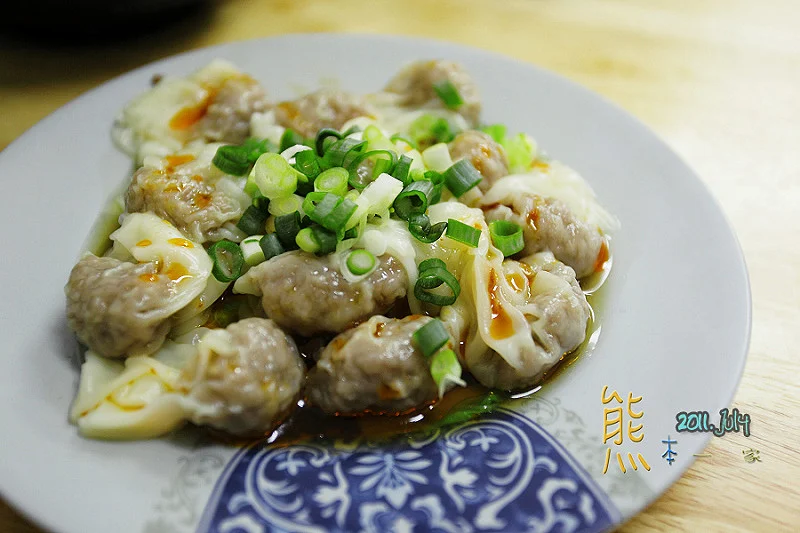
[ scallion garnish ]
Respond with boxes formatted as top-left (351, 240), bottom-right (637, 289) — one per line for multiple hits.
top-left (207, 240), bottom-right (245, 282)
top-left (311, 225), bottom-right (338, 254)
top-left (274, 211), bottom-right (302, 250)
top-left (315, 128), bottom-right (344, 156)
top-left (296, 227), bottom-right (321, 254)
top-left (392, 154), bottom-right (413, 185)
top-left (314, 167), bottom-right (349, 197)
top-left (280, 129), bottom-right (306, 152)
top-left (345, 249), bottom-right (377, 276)
top-left (240, 235), bottom-right (266, 266)
top-left (241, 137), bottom-right (275, 164)
top-left (414, 260), bottom-right (461, 306)
top-left (212, 145), bottom-right (250, 176)
top-left (407, 213), bottom-right (447, 244)
top-left (480, 124), bottom-right (507, 144)
top-left (348, 149), bottom-right (398, 190)
top-left (252, 152), bottom-right (305, 199)
top-left (408, 115), bottom-right (455, 148)
top-left (443, 159), bottom-right (482, 197)
top-left (412, 318), bottom-right (451, 358)
top-left (489, 220), bottom-right (525, 257)
top-left (390, 133), bottom-right (417, 150)
top-left (294, 149), bottom-right (322, 180)
top-left (393, 181), bottom-right (434, 221)
top-left (236, 205), bottom-right (269, 236)
top-left (445, 218), bottom-right (481, 247)
top-left (259, 233), bottom-right (285, 261)
top-left (433, 80), bottom-right (464, 109)
top-left (303, 192), bottom-right (357, 234)
top-left (323, 137), bottom-right (367, 168)
top-left (423, 170), bottom-right (445, 204)
top-left (429, 348), bottom-right (465, 398)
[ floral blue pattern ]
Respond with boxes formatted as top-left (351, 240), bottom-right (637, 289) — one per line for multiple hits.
top-left (197, 409), bottom-right (620, 533)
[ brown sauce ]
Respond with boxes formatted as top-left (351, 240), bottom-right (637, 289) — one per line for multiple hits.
top-left (488, 269), bottom-right (514, 339)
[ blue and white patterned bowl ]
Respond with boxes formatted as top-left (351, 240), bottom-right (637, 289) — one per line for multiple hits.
top-left (0, 34), bottom-right (750, 533)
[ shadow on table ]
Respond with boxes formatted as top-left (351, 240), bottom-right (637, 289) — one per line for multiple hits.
top-left (0, 0), bottom-right (216, 86)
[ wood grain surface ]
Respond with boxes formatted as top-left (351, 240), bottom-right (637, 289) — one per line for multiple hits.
top-left (1, 1), bottom-right (798, 531)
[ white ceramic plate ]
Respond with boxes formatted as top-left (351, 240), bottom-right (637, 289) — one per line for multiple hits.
top-left (0, 34), bottom-right (750, 533)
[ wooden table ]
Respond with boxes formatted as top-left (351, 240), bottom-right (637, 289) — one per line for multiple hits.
top-left (2, 1), bottom-right (798, 531)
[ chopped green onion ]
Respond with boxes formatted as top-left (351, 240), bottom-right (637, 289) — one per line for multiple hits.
top-left (412, 319), bottom-right (451, 358)
top-left (390, 133), bottom-right (417, 150)
top-left (303, 192), bottom-right (357, 234)
top-left (445, 219), bottom-right (481, 247)
top-left (502, 133), bottom-right (537, 173)
top-left (429, 348), bottom-right (465, 398)
top-left (393, 181), bottom-right (434, 221)
top-left (212, 145), bottom-right (250, 176)
top-left (323, 137), bottom-right (367, 168)
top-left (418, 257), bottom-right (447, 272)
top-left (236, 205), bottom-right (268, 236)
top-left (392, 154), bottom-right (413, 185)
top-left (408, 114), bottom-right (455, 148)
top-left (345, 173), bottom-right (405, 230)
top-left (294, 149), bottom-right (322, 180)
top-left (422, 143), bottom-right (453, 173)
top-left (212, 301), bottom-right (238, 328)
top-left (207, 240), bottom-right (245, 282)
top-left (341, 125), bottom-right (363, 137)
top-left (345, 249), bottom-right (376, 276)
top-left (314, 167), bottom-right (349, 197)
top-left (423, 170), bottom-right (445, 204)
top-left (280, 129), bottom-right (306, 152)
top-left (315, 128), bottom-right (344, 156)
top-left (407, 213), bottom-right (447, 244)
top-left (274, 211), bottom-right (302, 250)
top-left (480, 124), bottom-right (507, 144)
top-left (489, 220), bottom-right (525, 257)
top-left (252, 152), bottom-right (305, 199)
top-left (295, 227), bottom-right (320, 254)
top-left (268, 194), bottom-right (303, 217)
top-left (348, 149), bottom-right (398, 190)
top-left (414, 262), bottom-right (461, 306)
top-left (259, 233), bottom-right (285, 260)
top-left (240, 235), bottom-right (266, 266)
top-left (241, 138), bottom-right (276, 163)
top-left (300, 225), bottom-right (338, 254)
top-left (433, 80), bottom-right (464, 109)
top-left (443, 159), bottom-right (482, 197)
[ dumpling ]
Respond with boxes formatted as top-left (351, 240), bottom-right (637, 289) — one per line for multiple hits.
top-left (384, 59), bottom-right (481, 126)
top-left (446, 251), bottom-right (591, 391)
top-left (179, 318), bottom-right (306, 437)
top-left (70, 318), bottom-right (305, 439)
top-left (65, 212), bottom-right (212, 358)
top-left (308, 315), bottom-right (440, 415)
top-left (234, 250), bottom-right (407, 336)
top-left (125, 143), bottom-right (251, 243)
top-left (113, 59), bottom-right (269, 161)
top-left (273, 89), bottom-right (373, 138)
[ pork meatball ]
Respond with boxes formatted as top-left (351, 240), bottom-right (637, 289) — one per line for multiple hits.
top-left (179, 318), bottom-right (305, 436)
top-left (233, 251), bottom-right (407, 336)
top-left (448, 130), bottom-right (509, 192)
top-left (125, 158), bottom-right (249, 243)
top-left (194, 76), bottom-right (269, 144)
top-left (466, 255), bottom-right (591, 390)
top-left (274, 89), bottom-right (372, 138)
top-left (483, 193), bottom-right (606, 279)
top-left (308, 315), bottom-right (439, 414)
top-left (384, 60), bottom-right (481, 126)
top-left (65, 255), bottom-right (175, 358)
